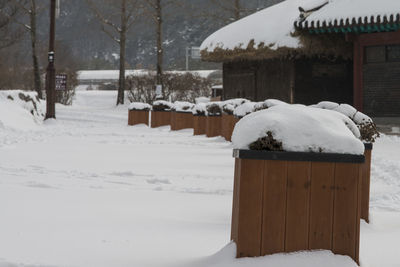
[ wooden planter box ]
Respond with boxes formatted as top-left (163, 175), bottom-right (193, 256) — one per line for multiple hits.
top-left (221, 114), bottom-right (237, 142)
top-left (170, 112), bottom-right (193, 131)
top-left (206, 115), bottom-right (222, 138)
top-left (151, 111), bottom-right (171, 128)
top-left (232, 149), bottom-right (365, 264)
top-left (361, 143), bottom-right (373, 223)
top-left (128, 110), bottom-right (149, 126)
top-left (193, 115), bottom-right (206, 135)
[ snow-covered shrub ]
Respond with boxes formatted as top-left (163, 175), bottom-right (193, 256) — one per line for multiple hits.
top-left (207, 102), bottom-right (222, 116)
top-left (313, 101), bottom-right (380, 143)
top-left (222, 98), bottom-right (249, 115)
top-left (152, 100), bottom-right (174, 111)
top-left (192, 103), bottom-right (208, 116)
top-left (0, 90), bottom-right (44, 129)
top-left (172, 101), bottom-right (194, 113)
top-left (232, 105), bottom-right (364, 155)
top-left (234, 102), bottom-right (258, 117)
top-left (129, 102), bottom-right (151, 111)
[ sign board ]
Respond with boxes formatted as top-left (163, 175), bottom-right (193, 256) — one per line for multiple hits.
top-left (191, 47), bottom-right (201, 59)
top-left (155, 84), bottom-right (162, 97)
top-left (56, 74), bottom-right (67, 91)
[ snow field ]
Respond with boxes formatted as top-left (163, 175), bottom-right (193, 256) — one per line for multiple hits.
top-left (0, 91), bottom-right (399, 267)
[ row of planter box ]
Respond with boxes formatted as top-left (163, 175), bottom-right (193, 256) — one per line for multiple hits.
top-left (128, 109), bottom-right (238, 141)
top-left (128, 108), bottom-right (373, 264)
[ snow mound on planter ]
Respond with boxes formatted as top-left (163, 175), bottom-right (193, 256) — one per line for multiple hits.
top-left (152, 100), bottom-right (174, 111)
top-left (172, 101), bottom-right (195, 113)
top-left (0, 90), bottom-right (44, 130)
top-left (222, 98), bottom-right (250, 115)
top-left (192, 103), bottom-right (208, 116)
top-left (233, 102), bottom-right (258, 117)
top-left (128, 102), bottom-right (151, 111)
top-left (232, 105), bottom-right (364, 155)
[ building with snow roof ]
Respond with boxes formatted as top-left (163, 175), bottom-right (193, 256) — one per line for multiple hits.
top-left (200, 0), bottom-right (400, 118)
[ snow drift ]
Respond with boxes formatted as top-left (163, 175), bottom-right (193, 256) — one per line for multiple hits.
top-left (0, 90), bottom-right (44, 130)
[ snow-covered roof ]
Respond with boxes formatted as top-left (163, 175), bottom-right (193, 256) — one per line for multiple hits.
top-left (200, 0), bottom-right (304, 58)
top-left (296, 0), bottom-right (400, 30)
top-left (201, 0), bottom-right (400, 62)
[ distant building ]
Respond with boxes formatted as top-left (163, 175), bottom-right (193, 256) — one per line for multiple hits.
top-left (201, 0), bottom-right (400, 118)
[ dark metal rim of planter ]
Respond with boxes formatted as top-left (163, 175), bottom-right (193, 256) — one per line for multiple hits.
top-left (233, 149), bottom-right (365, 163)
top-left (129, 109), bottom-right (150, 112)
top-left (172, 111), bottom-right (193, 114)
top-left (364, 143), bottom-right (373, 150)
top-left (151, 110), bottom-right (171, 112)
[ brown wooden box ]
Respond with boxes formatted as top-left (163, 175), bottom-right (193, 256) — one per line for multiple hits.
top-left (151, 111), bottom-right (171, 128)
top-left (206, 115), bottom-right (222, 138)
top-left (221, 114), bottom-right (237, 142)
top-left (128, 110), bottom-right (149, 126)
top-left (361, 143), bottom-right (373, 223)
top-left (170, 112), bottom-right (193, 131)
top-left (232, 150), bottom-right (365, 264)
top-left (193, 115), bottom-right (206, 135)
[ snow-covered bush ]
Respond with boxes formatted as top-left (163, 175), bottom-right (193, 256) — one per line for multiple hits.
top-left (206, 102), bottom-right (223, 116)
top-left (172, 101), bottom-right (195, 113)
top-left (234, 102), bottom-right (258, 117)
top-left (232, 105), bottom-right (364, 155)
top-left (0, 90), bottom-right (44, 129)
top-left (313, 101), bottom-right (380, 143)
top-left (222, 98), bottom-right (249, 115)
top-left (129, 102), bottom-right (151, 111)
top-left (192, 103), bottom-right (208, 116)
top-left (152, 100), bottom-right (174, 111)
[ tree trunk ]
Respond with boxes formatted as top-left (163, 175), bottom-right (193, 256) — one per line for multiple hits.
top-left (234, 0), bottom-right (241, 20)
top-left (117, 0), bottom-right (126, 105)
top-left (156, 0), bottom-right (163, 96)
top-left (30, 0), bottom-right (42, 99)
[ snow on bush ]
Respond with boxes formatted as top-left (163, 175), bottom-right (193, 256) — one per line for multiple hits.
top-left (313, 101), bottom-right (380, 143)
top-left (152, 100), bottom-right (174, 111)
top-left (195, 97), bottom-right (210, 104)
top-left (232, 104), bottom-right (364, 155)
top-left (254, 99), bottom-right (288, 112)
top-left (222, 98), bottom-right (249, 115)
top-left (172, 101), bottom-right (195, 113)
top-left (128, 102), bottom-right (151, 111)
top-left (192, 103), bottom-right (208, 116)
top-left (0, 90), bottom-right (44, 130)
top-left (206, 102), bottom-right (223, 116)
top-left (233, 102), bottom-right (258, 117)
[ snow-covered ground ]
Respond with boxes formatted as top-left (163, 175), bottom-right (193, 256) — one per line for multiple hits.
top-left (0, 91), bottom-right (399, 267)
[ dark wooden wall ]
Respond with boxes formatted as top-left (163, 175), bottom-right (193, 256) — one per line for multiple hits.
top-left (223, 60), bottom-right (293, 102)
top-left (223, 59), bottom-right (352, 106)
top-left (294, 59), bottom-right (353, 105)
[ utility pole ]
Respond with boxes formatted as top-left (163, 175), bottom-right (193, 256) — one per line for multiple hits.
top-left (45, 0), bottom-right (56, 119)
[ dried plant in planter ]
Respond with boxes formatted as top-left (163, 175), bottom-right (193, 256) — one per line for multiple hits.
top-left (253, 102), bottom-right (269, 112)
top-left (249, 131), bottom-right (283, 151)
top-left (207, 103), bottom-right (222, 116)
top-left (359, 122), bottom-right (380, 143)
top-left (152, 102), bottom-right (172, 111)
top-left (222, 104), bottom-right (235, 115)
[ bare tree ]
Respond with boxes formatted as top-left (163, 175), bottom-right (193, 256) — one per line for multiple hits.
top-left (0, 0), bottom-right (22, 49)
top-left (87, 0), bottom-right (141, 105)
top-left (2, 0), bottom-right (43, 98)
top-left (142, 0), bottom-right (179, 98)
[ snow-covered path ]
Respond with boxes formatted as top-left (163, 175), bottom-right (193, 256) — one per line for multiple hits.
top-left (0, 91), bottom-right (399, 267)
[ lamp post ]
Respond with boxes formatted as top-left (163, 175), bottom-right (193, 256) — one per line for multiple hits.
top-left (45, 0), bottom-right (56, 119)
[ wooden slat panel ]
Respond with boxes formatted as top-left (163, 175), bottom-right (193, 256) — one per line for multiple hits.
top-left (332, 163), bottom-right (360, 261)
top-left (361, 149), bottom-right (372, 222)
top-left (261, 160), bottom-right (287, 254)
top-left (231, 158), bottom-right (241, 241)
top-left (151, 111), bottom-right (170, 128)
top-left (206, 116), bottom-right (221, 137)
top-left (285, 161), bottom-right (311, 252)
top-left (235, 159), bottom-right (264, 258)
top-left (355, 165), bottom-right (363, 265)
top-left (309, 162), bottom-right (335, 250)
